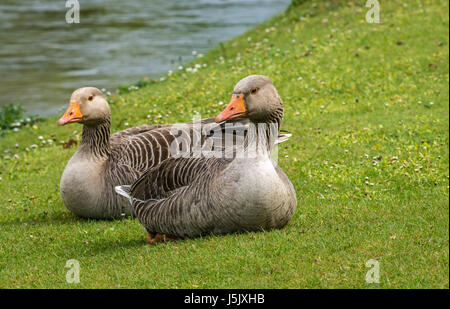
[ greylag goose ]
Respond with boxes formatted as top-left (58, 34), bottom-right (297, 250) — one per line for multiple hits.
top-left (116, 75), bottom-right (297, 242)
top-left (57, 87), bottom-right (252, 219)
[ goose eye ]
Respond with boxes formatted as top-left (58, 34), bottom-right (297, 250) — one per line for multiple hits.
top-left (88, 95), bottom-right (94, 101)
top-left (250, 88), bottom-right (258, 94)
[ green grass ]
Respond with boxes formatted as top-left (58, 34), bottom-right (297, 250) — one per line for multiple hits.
top-left (0, 0), bottom-right (448, 288)
top-left (0, 104), bottom-right (40, 137)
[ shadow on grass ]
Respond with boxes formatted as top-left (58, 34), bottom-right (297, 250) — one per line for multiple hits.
top-left (79, 238), bottom-right (147, 256)
top-left (0, 209), bottom-right (134, 228)
top-left (82, 233), bottom-right (222, 256)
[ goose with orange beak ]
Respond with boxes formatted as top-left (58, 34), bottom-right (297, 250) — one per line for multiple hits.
top-left (115, 75), bottom-right (296, 242)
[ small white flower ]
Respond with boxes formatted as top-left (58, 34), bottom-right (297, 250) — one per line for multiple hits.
top-left (38, 136), bottom-right (43, 140)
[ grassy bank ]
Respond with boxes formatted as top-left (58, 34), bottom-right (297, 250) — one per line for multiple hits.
top-left (0, 0), bottom-right (448, 288)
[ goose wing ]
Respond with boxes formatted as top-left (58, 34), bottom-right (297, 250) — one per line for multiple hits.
top-left (116, 156), bottom-right (230, 238)
top-left (109, 118), bottom-right (249, 173)
top-left (129, 157), bottom-right (225, 200)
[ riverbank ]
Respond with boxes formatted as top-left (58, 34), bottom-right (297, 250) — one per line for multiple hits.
top-left (0, 0), bottom-right (448, 288)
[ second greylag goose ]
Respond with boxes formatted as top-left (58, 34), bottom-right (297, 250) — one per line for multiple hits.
top-left (116, 75), bottom-right (297, 242)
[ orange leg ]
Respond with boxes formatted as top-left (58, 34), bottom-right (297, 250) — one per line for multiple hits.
top-left (146, 233), bottom-right (180, 244)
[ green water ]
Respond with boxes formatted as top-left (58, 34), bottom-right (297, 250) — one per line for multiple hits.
top-left (0, 0), bottom-right (290, 116)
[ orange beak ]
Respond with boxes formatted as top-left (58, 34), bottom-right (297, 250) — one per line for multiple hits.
top-left (57, 101), bottom-right (83, 126)
top-left (215, 94), bottom-right (247, 123)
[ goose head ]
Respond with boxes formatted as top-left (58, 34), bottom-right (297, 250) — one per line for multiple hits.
top-left (215, 75), bottom-right (283, 124)
top-left (58, 87), bottom-right (110, 126)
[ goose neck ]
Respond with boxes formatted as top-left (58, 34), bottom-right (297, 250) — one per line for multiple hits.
top-left (245, 121), bottom-right (279, 155)
top-left (80, 118), bottom-right (111, 159)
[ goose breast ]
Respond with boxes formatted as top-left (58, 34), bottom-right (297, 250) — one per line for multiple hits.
top-left (60, 152), bottom-right (109, 218)
top-left (217, 157), bottom-right (296, 231)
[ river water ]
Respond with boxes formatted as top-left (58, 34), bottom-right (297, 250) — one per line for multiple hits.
top-left (0, 0), bottom-right (290, 116)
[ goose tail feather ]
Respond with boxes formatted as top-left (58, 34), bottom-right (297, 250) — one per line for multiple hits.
top-left (115, 185), bottom-right (132, 204)
top-left (276, 133), bottom-right (292, 145)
